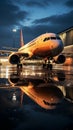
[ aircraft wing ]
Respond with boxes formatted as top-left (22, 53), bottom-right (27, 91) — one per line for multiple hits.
top-left (0, 50), bottom-right (13, 55)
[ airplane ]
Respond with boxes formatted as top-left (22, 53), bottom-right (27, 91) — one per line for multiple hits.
top-left (8, 30), bottom-right (65, 69)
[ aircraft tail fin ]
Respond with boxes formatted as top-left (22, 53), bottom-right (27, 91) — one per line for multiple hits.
top-left (20, 29), bottom-right (24, 47)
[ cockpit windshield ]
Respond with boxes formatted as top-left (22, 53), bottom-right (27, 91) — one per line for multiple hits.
top-left (43, 36), bottom-right (61, 42)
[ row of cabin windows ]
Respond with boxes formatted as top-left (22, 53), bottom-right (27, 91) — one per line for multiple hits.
top-left (43, 36), bottom-right (61, 42)
top-left (43, 100), bottom-right (60, 106)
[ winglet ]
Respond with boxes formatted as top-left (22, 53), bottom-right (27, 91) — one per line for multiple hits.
top-left (20, 29), bottom-right (24, 47)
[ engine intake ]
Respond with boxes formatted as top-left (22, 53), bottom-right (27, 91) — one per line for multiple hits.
top-left (54, 54), bottom-right (66, 64)
top-left (9, 53), bottom-right (20, 64)
top-left (8, 73), bottom-right (19, 85)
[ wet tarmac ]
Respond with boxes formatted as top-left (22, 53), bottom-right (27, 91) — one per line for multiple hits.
top-left (0, 64), bottom-right (73, 130)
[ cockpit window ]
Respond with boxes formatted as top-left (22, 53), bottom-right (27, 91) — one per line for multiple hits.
top-left (43, 36), bottom-right (61, 42)
top-left (43, 37), bottom-right (50, 41)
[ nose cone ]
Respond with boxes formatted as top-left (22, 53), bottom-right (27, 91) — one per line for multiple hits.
top-left (58, 40), bottom-right (64, 52)
top-left (51, 40), bottom-right (64, 57)
top-left (54, 40), bottom-right (64, 56)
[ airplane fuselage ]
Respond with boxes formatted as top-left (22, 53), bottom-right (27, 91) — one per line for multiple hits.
top-left (18, 33), bottom-right (64, 58)
top-left (9, 32), bottom-right (65, 65)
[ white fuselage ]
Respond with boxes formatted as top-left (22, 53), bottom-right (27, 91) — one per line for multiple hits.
top-left (18, 33), bottom-right (64, 58)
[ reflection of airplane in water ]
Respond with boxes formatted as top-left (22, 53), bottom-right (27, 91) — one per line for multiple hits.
top-left (1, 30), bottom-right (65, 69)
top-left (20, 84), bottom-right (64, 110)
top-left (0, 67), bottom-right (73, 109)
top-left (7, 70), bottom-right (66, 110)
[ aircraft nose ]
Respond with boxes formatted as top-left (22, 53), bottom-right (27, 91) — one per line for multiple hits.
top-left (58, 40), bottom-right (64, 52)
top-left (52, 40), bottom-right (64, 56)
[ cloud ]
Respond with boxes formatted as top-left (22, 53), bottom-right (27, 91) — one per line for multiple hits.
top-left (0, 9), bottom-right (73, 48)
top-left (32, 10), bottom-right (73, 32)
top-left (0, 0), bottom-right (73, 48)
top-left (14, 0), bottom-right (51, 7)
top-left (0, 0), bottom-right (29, 27)
top-left (25, 0), bottom-right (50, 8)
top-left (14, 0), bottom-right (61, 8)
top-left (33, 10), bottom-right (73, 25)
top-left (65, 0), bottom-right (73, 8)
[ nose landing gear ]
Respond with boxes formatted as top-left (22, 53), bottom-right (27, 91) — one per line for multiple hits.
top-left (43, 60), bottom-right (53, 70)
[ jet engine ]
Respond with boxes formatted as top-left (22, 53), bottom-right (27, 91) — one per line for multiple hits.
top-left (9, 53), bottom-right (20, 64)
top-left (8, 73), bottom-right (19, 85)
top-left (9, 52), bottom-right (31, 65)
top-left (54, 54), bottom-right (66, 64)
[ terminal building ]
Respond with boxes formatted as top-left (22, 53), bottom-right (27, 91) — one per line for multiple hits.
top-left (59, 27), bottom-right (73, 46)
top-left (58, 27), bottom-right (73, 65)
top-left (58, 27), bottom-right (73, 56)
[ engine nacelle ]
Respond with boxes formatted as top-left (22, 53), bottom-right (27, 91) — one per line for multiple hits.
top-left (9, 53), bottom-right (20, 64)
top-left (54, 54), bottom-right (66, 64)
top-left (8, 73), bottom-right (20, 86)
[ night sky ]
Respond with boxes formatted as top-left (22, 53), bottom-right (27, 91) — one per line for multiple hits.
top-left (0, 0), bottom-right (73, 49)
